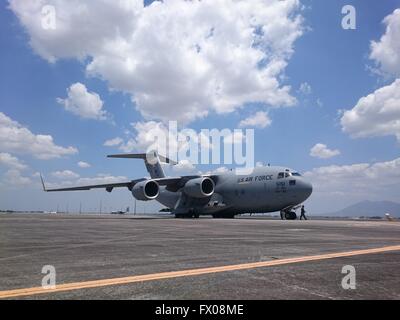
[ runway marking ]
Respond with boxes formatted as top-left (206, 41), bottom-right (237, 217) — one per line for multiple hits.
top-left (1, 244), bottom-right (400, 299)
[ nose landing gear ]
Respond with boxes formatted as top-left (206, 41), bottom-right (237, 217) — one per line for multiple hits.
top-left (280, 210), bottom-right (297, 220)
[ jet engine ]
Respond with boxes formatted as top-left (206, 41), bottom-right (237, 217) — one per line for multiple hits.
top-left (183, 177), bottom-right (214, 198)
top-left (132, 180), bottom-right (159, 201)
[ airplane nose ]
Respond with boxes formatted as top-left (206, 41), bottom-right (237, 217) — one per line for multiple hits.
top-left (298, 179), bottom-right (313, 201)
top-left (305, 181), bottom-right (313, 198)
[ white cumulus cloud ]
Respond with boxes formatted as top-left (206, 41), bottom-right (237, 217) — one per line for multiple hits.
top-left (0, 112), bottom-right (78, 159)
top-left (116, 121), bottom-right (172, 153)
top-left (341, 9), bottom-right (400, 143)
top-left (340, 79), bottom-right (400, 141)
top-left (77, 161), bottom-right (91, 168)
top-left (51, 170), bottom-right (80, 179)
top-left (304, 157), bottom-right (400, 195)
top-left (172, 159), bottom-right (197, 174)
top-left (202, 166), bottom-right (230, 175)
top-left (57, 83), bottom-right (107, 120)
top-left (9, 0), bottom-right (304, 124)
top-left (104, 137), bottom-right (123, 147)
top-left (310, 143), bottom-right (340, 159)
top-left (0, 153), bottom-right (28, 170)
top-left (211, 166), bottom-right (229, 174)
top-left (239, 111), bottom-right (271, 128)
top-left (109, 121), bottom-right (212, 159)
top-left (304, 157), bottom-right (400, 212)
top-left (1, 169), bottom-right (32, 187)
top-left (369, 9), bottom-right (400, 78)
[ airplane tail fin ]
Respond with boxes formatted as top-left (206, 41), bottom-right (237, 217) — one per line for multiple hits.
top-left (107, 151), bottom-right (177, 179)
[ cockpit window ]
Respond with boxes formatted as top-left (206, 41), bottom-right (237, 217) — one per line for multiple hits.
top-left (285, 172), bottom-right (290, 178)
top-left (277, 172), bottom-right (284, 179)
top-left (291, 172), bottom-right (302, 176)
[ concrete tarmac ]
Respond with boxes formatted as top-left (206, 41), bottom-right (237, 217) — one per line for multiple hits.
top-left (0, 213), bottom-right (399, 299)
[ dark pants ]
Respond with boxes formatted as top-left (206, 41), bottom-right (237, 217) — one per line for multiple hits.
top-left (300, 213), bottom-right (307, 220)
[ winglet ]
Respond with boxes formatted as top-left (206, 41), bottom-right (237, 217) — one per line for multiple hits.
top-left (40, 173), bottom-right (47, 192)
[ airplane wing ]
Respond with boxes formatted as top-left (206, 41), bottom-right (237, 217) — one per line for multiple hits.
top-left (40, 175), bottom-right (187, 193)
top-left (40, 175), bottom-right (146, 193)
top-left (40, 150), bottom-right (218, 198)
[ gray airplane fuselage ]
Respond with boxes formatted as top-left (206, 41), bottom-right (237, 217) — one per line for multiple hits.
top-left (155, 166), bottom-right (313, 216)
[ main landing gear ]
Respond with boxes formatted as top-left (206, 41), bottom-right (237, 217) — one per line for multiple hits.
top-left (175, 210), bottom-right (199, 219)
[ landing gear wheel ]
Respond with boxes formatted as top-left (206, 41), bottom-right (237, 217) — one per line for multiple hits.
top-left (284, 211), bottom-right (297, 220)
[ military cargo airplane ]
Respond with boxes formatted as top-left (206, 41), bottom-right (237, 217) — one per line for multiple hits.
top-left (41, 152), bottom-right (312, 219)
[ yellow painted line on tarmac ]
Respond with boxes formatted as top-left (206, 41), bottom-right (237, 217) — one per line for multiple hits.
top-left (1, 244), bottom-right (400, 299)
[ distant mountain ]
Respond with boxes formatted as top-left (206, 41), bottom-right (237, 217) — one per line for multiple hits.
top-left (326, 200), bottom-right (400, 217)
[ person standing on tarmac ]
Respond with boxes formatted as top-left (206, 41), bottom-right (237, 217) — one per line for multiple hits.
top-left (300, 205), bottom-right (307, 220)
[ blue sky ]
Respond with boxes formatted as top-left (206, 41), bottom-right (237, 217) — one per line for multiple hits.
top-left (1, 0), bottom-right (399, 214)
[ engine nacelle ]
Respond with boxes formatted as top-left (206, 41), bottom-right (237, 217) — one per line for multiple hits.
top-left (183, 177), bottom-right (214, 198)
top-left (132, 180), bottom-right (159, 201)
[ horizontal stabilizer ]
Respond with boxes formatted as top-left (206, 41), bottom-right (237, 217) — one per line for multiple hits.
top-left (107, 153), bottom-right (177, 165)
top-left (107, 151), bottom-right (177, 178)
